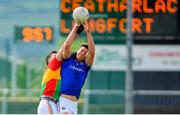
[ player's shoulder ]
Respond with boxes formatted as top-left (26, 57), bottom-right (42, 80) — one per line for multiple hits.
top-left (48, 57), bottom-right (62, 71)
top-left (62, 52), bottom-right (76, 61)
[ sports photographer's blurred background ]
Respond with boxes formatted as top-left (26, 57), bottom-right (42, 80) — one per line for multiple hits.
top-left (0, 0), bottom-right (180, 114)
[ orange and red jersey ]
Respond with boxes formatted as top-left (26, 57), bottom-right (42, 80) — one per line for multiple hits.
top-left (41, 57), bottom-right (62, 100)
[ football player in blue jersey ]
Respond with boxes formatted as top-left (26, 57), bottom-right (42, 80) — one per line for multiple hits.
top-left (59, 20), bottom-right (95, 114)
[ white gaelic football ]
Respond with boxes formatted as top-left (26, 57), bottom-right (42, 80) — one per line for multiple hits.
top-left (73, 7), bottom-right (89, 23)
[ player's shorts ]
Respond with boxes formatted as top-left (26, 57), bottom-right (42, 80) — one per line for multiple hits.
top-left (37, 97), bottom-right (59, 114)
top-left (59, 96), bottom-right (78, 114)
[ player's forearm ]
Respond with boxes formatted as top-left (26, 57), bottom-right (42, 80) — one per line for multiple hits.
top-left (56, 47), bottom-right (63, 61)
top-left (87, 32), bottom-right (95, 55)
top-left (63, 25), bottom-right (79, 50)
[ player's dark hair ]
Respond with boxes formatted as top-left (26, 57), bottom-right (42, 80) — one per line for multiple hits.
top-left (46, 51), bottom-right (57, 65)
top-left (80, 43), bottom-right (88, 49)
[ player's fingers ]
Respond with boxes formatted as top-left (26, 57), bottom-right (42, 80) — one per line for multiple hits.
top-left (81, 23), bottom-right (87, 32)
top-left (81, 23), bottom-right (85, 26)
top-left (85, 19), bottom-right (90, 28)
top-left (87, 19), bottom-right (90, 23)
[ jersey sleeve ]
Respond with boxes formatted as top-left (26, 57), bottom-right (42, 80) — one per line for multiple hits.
top-left (48, 57), bottom-right (62, 71)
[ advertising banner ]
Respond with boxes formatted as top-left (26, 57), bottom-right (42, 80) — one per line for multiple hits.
top-left (92, 45), bottom-right (180, 71)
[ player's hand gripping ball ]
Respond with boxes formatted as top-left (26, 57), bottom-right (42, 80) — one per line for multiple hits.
top-left (73, 7), bottom-right (89, 24)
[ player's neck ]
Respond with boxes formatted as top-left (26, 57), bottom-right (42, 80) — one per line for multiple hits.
top-left (76, 55), bottom-right (84, 62)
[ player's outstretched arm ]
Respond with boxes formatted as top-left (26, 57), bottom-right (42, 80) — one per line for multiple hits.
top-left (55, 47), bottom-right (63, 61)
top-left (56, 24), bottom-right (80, 60)
top-left (84, 20), bottom-right (95, 66)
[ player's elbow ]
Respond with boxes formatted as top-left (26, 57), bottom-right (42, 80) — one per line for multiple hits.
top-left (63, 42), bottom-right (70, 51)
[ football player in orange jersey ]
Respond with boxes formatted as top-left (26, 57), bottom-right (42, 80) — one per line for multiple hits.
top-left (37, 49), bottom-right (63, 114)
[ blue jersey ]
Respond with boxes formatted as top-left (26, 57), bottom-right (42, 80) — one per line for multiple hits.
top-left (60, 53), bottom-right (91, 99)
